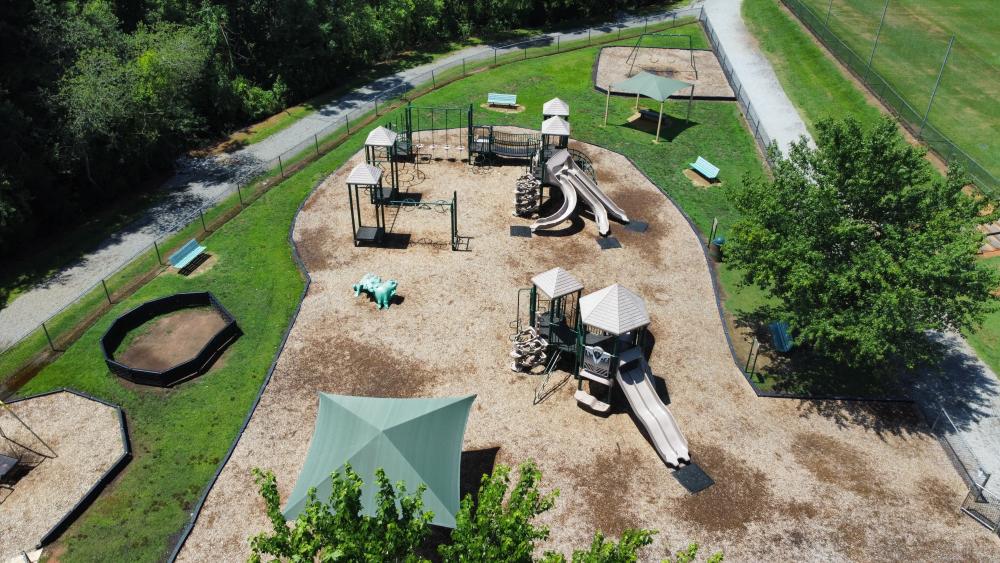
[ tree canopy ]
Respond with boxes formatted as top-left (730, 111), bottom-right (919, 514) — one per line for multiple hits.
top-left (726, 116), bottom-right (999, 369)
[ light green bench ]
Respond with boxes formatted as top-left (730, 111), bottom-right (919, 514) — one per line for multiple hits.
top-left (169, 239), bottom-right (206, 271)
top-left (488, 93), bottom-right (517, 107)
top-left (690, 156), bottom-right (720, 181)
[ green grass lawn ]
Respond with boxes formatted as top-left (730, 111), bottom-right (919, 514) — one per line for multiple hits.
top-left (965, 256), bottom-right (1000, 377)
top-left (789, 0), bottom-right (998, 182)
top-left (742, 0), bottom-right (884, 134)
top-left (18, 22), bottom-right (771, 560)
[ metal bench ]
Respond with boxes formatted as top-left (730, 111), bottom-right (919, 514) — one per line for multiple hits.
top-left (169, 239), bottom-right (207, 270)
top-left (769, 321), bottom-right (794, 353)
top-left (487, 92), bottom-right (517, 107)
top-left (690, 156), bottom-right (720, 181)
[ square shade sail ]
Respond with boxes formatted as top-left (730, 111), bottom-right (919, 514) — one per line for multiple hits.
top-left (282, 393), bottom-right (476, 528)
top-left (609, 71), bottom-right (691, 102)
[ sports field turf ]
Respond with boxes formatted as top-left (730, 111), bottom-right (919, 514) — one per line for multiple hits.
top-left (793, 0), bottom-right (998, 185)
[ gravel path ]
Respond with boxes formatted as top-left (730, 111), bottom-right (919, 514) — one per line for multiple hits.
top-left (0, 5), bottom-right (699, 350)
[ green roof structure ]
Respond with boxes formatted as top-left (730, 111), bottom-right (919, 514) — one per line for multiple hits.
top-left (602, 71), bottom-right (694, 143)
top-left (282, 393), bottom-right (476, 528)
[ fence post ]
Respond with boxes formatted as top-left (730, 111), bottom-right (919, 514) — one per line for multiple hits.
top-left (374, 97), bottom-right (379, 116)
top-left (278, 155), bottom-right (285, 177)
top-left (524, 47), bottom-right (527, 60)
top-left (42, 322), bottom-right (56, 352)
top-left (462, 58), bottom-right (466, 75)
top-left (556, 35), bottom-right (560, 52)
top-left (588, 28), bottom-right (592, 44)
top-left (432, 69), bottom-right (436, 88)
top-left (313, 134), bottom-right (320, 156)
top-left (919, 35), bottom-right (954, 137)
top-left (101, 279), bottom-right (112, 304)
top-left (494, 49), bottom-right (497, 65)
top-left (200, 209), bottom-right (208, 232)
top-left (153, 240), bottom-right (163, 265)
top-left (863, 0), bottom-right (890, 84)
top-left (345, 116), bottom-right (350, 134)
top-left (644, 17), bottom-right (648, 33)
top-left (825, 0), bottom-right (834, 26)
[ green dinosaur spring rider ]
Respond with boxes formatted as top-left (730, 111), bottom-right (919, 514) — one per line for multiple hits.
top-left (352, 273), bottom-right (398, 309)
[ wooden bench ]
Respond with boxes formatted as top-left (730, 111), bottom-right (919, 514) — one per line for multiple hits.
top-left (487, 92), bottom-right (517, 108)
top-left (169, 239), bottom-right (207, 271)
top-left (769, 321), bottom-right (794, 353)
top-left (689, 156), bottom-right (720, 181)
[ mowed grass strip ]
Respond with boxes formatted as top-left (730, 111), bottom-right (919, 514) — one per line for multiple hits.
top-left (19, 23), bottom-right (769, 560)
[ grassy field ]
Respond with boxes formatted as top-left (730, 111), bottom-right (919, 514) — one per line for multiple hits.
top-left (742, 0), bottom-right (883, 134)
top-left (13, 21), bottom-right (772, 560)
top-left (791, 0), bottom-right (998, 183)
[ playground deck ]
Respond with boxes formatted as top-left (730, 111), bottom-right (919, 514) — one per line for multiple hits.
top-left (177, 132), bottom-right (997, 561)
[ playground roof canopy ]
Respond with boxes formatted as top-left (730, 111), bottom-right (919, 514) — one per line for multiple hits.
top-left (543, 97), bottom-right (570, 117)
top-left (365, 126), bottom-right (398, 147)
top-left (610, 71), bottom-right (691, 102)
top-left (282, 393), bottom-right (476, 529)
top-left (532, 267), bottom-right (583, 299)
top-left (580, 284), bottom-right (650, 335)
top-left (346, 163), bottom-right (383, 185)
top-left (541, 115), bottom-right (571, 136)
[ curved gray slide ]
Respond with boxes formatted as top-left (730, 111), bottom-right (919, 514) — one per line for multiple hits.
top-left (564, 167), bottom-right (628, 223)
top-left (531, 174), bottom-right (578, 231)
top-left (616, 347), bottom-right (690, 466)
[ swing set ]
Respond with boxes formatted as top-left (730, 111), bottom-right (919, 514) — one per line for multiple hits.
top-left (387, 103), bottom-right (473, 162)
top-left (624, 32), bottom-right (698, 80)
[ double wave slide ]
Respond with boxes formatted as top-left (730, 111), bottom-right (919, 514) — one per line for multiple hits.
top-left (616, 346), bottom-right (690, 467)
top-left (531, 149), bottom-right (628, 236)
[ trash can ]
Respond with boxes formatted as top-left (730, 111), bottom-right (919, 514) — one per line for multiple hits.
top-left (709, 236), bottom-right (725, 262)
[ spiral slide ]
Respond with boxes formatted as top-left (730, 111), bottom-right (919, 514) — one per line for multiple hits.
top-left (531, 149), bottom-right (628, 236)
top-left (616, 347), bottom-right (690, 467)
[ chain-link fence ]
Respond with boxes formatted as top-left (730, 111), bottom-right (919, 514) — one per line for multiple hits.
top-left (782, 0), bottom-right (999, 195)
top-left (927, 404), bottom-right (1000, 535)
top-left (0, 6), bottom-right (704, 391)
top-left (699, 9), bottom-right (775, 166)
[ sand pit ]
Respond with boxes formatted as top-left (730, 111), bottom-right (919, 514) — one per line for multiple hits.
top-left (177, 130), bottom-right (999, 560)
top-left (595, 47), bottom-right (734, 100)
top-left (115, 308), bottom-right (228, 372)
top-left (0, 391), bottom-right (127, 560)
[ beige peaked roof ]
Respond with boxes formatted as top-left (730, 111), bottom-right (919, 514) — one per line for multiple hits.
top-left (543, 97), bottom-right (570, 117)
top-left (579, 284), bottom-right (649, 335)
top-left (541, 115), bottom-right (571, 136)
top-left (347, 163), bottom-right (383, 185)
top-left (531, 267), bottom-right (583, 299)
top-left (365, 126), bottom-right (398, 147)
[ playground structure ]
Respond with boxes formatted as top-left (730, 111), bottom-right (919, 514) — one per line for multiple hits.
top-left (100, 292), bottom-right (240, 387)
top-left (511, 267), bottom-right (690, 467)
top-left (352, 273), bottom-right (398, 310)
top-left (348, 125), bottom-right (460, 250)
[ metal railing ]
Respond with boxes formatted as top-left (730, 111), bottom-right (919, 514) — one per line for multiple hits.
top-left (781, 0), bottom-right (998, 194)
top-left (927, 403), bottom-right (1000, 534)
top-left (0, 5), bottom-right (704, 387)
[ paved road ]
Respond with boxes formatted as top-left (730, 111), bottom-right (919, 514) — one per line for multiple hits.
top-left (0, 5), bottom-right (699, 350)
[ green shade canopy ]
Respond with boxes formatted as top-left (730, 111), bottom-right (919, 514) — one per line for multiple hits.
top-left (610, 71), bottom-right (691, 102)
top-left (282, 393), bottom-right (476, 528)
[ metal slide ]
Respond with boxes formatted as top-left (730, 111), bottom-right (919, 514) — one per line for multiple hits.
top-left (531, 149), bottom-right (629, 236)
top-left (530, 175), bottom-right (577, 232)
top-left (561, 169), bottom-right (610, 236)
top-left (615, 347), bottom-right (690, 467)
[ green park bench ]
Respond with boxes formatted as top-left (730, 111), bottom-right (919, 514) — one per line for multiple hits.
top-left (169, 239), bottom-right (207, 271)
top-left (690, 156), bottom-right (720, 181)
top-left (488, 93), bottom-right (517, 107)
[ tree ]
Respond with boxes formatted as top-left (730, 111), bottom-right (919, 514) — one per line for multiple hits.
top-left (726, 116), bottom-right (999, 369)
top-left (249, 465), bottom-right (432, 562)
top-left (439, 461), bottom-right (558, 562)
top-left (665, 542), bottom-right (724, 563)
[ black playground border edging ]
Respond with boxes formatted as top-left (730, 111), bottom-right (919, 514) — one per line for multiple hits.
top-left (100, 292), bottom-right (241, 387)
top-left (590, 45), bottom-right (737, 102)
top-left (4, 388), bottom-right (132, 549)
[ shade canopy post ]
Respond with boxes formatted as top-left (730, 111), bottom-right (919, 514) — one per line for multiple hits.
top-left (603, 89), bottom-right (611, 126)
top-left (655, 102), bottom-right (664, 143)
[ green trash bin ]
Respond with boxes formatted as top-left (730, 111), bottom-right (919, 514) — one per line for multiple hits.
top-left (709, 236), bottom-right (725, 262)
